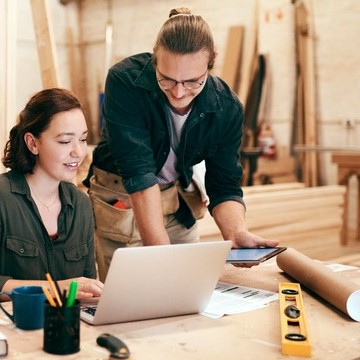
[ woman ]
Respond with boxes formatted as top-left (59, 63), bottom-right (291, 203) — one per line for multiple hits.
top-left (0, 88), bottom-right (103, 299)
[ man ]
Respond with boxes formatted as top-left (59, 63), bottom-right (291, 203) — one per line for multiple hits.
top-left (85, 8), bottom-right (278, 281)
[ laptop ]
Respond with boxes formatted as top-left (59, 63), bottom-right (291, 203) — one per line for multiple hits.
top-left (80, 240), bottom-right (232, 325)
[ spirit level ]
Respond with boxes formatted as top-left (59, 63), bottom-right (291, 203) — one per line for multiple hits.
top-left (279, 282), bottom-right (311, 357)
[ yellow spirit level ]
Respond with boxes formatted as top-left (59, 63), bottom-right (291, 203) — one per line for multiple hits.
top-left (279, 282), bottom-right (311, 357)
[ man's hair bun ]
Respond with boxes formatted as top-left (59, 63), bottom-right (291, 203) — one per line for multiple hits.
top-left (169, 7), bottom-right (192, 18)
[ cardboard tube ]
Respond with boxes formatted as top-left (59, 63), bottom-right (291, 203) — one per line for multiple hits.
top-left (276, 247), bottom-right (360, 321)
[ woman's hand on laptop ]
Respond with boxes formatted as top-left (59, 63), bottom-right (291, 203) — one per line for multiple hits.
top-left (60, 277), bottom-right (104, 299)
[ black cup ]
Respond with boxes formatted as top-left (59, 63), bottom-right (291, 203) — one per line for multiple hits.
top-left (43, 300), bottom-right (80, 355)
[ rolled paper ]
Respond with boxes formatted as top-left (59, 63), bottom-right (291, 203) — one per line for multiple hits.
top-left (276, 247), bottom-right (360, 321)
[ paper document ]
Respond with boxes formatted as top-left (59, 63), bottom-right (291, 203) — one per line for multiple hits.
top-left (325, 263), bottom-right (358, 272)
top-left (202, 282), bottom-right (279, 319)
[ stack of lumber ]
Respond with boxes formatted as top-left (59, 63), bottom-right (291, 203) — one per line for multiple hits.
top-left (198, 182), bottom-right (346, 247)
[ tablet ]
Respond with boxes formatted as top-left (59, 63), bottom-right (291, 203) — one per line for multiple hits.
top-left (226, 247), bottom-right (287, 265)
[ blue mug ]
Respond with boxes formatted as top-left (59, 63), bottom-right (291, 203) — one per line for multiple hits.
top-left (0, 286), bottom-right (45, 330)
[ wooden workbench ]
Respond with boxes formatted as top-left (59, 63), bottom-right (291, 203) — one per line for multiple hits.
top-left (1, 261), bottom-right (360, 359)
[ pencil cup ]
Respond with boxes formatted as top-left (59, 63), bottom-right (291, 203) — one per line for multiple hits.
top-left (43, 300), bottom-right (80, 355)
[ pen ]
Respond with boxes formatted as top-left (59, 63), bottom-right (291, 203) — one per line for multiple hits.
top-left (63, 288), bottom-right (67, 303)
top-left (42, 285), bottom-right (57, 307)
top-left (54, 277), bottom-right (63, 303)
top-left (45, 272), bottom-right (63, 307)
top-left (66, 281), bottom-right (78, 307)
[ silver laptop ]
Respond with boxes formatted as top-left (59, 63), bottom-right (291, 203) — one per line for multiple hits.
top-left (80, 241), bottom-right (232, 325)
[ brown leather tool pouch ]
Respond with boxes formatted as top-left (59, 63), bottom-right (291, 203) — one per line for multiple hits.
top-left (89, 174), bottom-right (138, 244)
top-left (176, 182), bottom-right (207, 220)
top-left (89, 168), bottom-right (181, 244)
top-left (160, 184), bottom-right (180, 216)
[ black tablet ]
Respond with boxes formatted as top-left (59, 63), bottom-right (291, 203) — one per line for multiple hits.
top-left (226, 247), bottom-right (287, 265)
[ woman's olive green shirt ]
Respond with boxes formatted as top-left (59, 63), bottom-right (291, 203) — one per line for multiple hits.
top-left (0, 171), bottom-right (96, 291)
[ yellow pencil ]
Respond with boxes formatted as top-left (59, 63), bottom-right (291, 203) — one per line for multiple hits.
top-left (45, 272), bottom-right (63, 307)
top-left (42, 285), bottom-right (56, 307)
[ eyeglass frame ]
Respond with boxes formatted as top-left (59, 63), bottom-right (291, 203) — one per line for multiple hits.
top-left (156, 69), bottom-right (208, 90)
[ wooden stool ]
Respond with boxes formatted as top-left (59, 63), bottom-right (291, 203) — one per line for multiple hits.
top-left (331, 152), bottom-right (360, 245)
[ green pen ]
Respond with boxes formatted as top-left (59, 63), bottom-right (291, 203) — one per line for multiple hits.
top-left (66, 281), bottom-right (78, 307)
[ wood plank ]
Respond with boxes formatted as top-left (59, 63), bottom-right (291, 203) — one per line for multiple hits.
top-left (294, 1), bottom-right (318, 186)
top-left (303, 1), bottom-right (318, 187)
top-left (246, 207), bottom-right (343, 230)
top-left (245, 194), bottom-right (345, 210)
top-left (76, 0), bottom-right (96, 144)
top-left (238, 0), bottom-right (258, 103)
top-left (243, 182), bottom-right (305, 195)
top-left (221, 25), bottom-right (244, 92)
top-left (66, 27), bottom-right (78, 94)
top-left (30, 0), bottom-right (61, 88)
top-left (246, 195), bottom-right (345, 208)
top-left (253, 217), bottom-right (342, 238)
top-left (276, 228), bottom-right (338, 245)
top-left (244, 185), bottom-right (345, 203)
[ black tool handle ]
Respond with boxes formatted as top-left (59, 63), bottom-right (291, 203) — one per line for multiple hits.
top-left (97, 333), bottom-right (130, 359)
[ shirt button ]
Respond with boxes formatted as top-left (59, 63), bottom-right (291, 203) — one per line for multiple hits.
top-left (19, 248), bottom-right (25, 254)
top-left (200, 113), bottom-right (205, 118)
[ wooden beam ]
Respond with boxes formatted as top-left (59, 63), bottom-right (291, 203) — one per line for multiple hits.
top-left (243, 182), bottom-right (305, 195)
top-left (294, 1), bottom-right (318, 186)
top-left (30, 0), bottom-right (61, 88)
top-left (221, 25), bottom-right (244, 93)
top-left (302, 1), bottom-right (318, 187)
top-left (238, 0), bottom-right (258, 104)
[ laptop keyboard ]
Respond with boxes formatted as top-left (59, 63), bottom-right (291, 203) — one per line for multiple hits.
top-left (82, 306), bottom-right (97, 316)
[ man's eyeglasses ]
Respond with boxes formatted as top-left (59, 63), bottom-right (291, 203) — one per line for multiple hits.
top-left (157, 70), bottom-right (207, 90)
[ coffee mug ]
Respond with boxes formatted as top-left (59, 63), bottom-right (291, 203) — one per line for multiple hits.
top-left (0, 286), bottom-right (45, 330)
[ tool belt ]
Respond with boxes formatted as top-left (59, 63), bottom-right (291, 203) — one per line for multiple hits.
top-left (176, 182), bottom-right (207, 220)
top-left (88, 168), bottom-right (206, 244)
